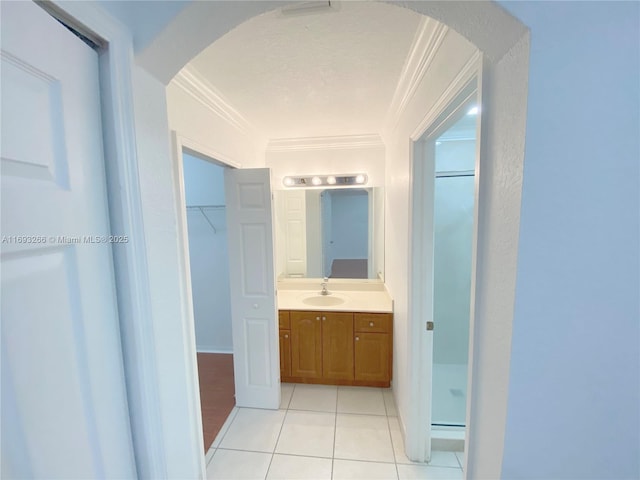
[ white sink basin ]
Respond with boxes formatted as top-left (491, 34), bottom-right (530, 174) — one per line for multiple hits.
top-left (302, 295), bottom-right (346, 307)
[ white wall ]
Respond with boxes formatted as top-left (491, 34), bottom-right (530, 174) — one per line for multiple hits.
top-left (183, 153), bottom-right (232, 353)
top-left (183, 153), bottom-right (225, 206)
top-left (500, 2), bottom-right (639, 478)
top-left (383, 26), bottom-right (478, 445)
top-left (131, 65), bottom-right (203, 478)
top-left (166, 82), bottom-right (264, 169)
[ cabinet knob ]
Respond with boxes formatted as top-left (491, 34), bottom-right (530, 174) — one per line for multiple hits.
top-left (322, 316), bottom-right (326, 321)
top-left (316, 316), bottom-right (320, 321)
top-left (284, 334), bottom-right (288, 338)
top-left (369, 321), bottom-right (374, 327)
top-left (355, 336), bottom-right (360, 341)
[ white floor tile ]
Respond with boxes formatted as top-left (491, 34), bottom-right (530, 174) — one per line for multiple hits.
top-left (382, 390), bottom-right (398, 417)
top-left (205, 447), bottom-right (216, 468)
top-left (289, 384), bottom-right (337, 412)
top-left (332, 459), bottom-right (399, 480)
top-left (212, 407), bottom-right (239, 449)
top-left (219, 408), bottom-right (285, 453)
top-left (275, 410), bottom-right (335, 458)
top-left (334, 414), bottom-right (395, 463)
top-left (397, 464), bottom-right (462, 480)
top-left (266, 454), bottom-right (332, 480)
top-left (206, 449), bottom-right (271, 480)
top-left (280, 383), bottom-right (294, 409)
top-left (428, 451), bottom-right (460, 468)
top-left (337, 386), bottom-right (386, 415)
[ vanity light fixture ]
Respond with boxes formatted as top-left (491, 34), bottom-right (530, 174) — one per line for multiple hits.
top-left (282, 174), bottom-right (368, 188)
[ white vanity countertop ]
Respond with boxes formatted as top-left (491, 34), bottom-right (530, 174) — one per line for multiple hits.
top-left (277, 279), bottom-right (393, 313)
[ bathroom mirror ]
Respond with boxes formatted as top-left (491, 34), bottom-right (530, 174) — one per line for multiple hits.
top-left (274, 187), bottom-right (384, 280)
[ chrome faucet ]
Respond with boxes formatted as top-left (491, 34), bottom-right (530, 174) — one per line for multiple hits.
top-left (320, 277), bottom-right (329, 296)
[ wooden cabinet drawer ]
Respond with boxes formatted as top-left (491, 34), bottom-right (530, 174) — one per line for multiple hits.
top-left (354, 313), bottom-right (392, 333)
top-left (279, 310), bottom-right (290, 329)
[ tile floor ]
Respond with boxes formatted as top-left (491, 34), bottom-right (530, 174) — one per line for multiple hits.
top-left (205, 384), bottom-right (464, 479)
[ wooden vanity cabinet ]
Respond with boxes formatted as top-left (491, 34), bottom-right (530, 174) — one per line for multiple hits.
top-left (278, 311), bottom-right (292, 378)
top-left (279, 309), bottom-right (392, 387)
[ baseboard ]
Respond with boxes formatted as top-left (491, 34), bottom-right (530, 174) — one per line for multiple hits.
top-left (196, 348), bottom-right (233, 354)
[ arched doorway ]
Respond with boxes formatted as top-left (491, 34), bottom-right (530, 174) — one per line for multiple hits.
top-left (137, 2), bottom-right (529, 478)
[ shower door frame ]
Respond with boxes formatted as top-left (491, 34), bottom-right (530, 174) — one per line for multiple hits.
top-left (406, 58), bottom-right (482, 465)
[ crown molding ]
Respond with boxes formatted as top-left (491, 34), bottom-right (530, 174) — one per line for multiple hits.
top-left (410, 50), bottom-right (481, 140)
top-left (385, 17), bottom-right (449, 132)
top-left (267, 134), bottom-right (384, 152)
top-left (171, 64), bottom-right (256, 137)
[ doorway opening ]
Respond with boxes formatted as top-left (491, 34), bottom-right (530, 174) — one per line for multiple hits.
top-left (410, 76), bottom-right (480, 459)
top-left (431, 102), bottom-right (477, 430)
top-left (180, 150), bottom-right (236, 451)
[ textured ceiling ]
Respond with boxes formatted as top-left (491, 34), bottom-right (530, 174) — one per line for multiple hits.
top-left (188, 1), bottom-right (427, 140)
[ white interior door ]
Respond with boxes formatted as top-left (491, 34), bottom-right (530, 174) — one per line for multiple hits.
top-left (225, 168), bottom-right (279, 409)
top-left (0, 2), bottom-right (136, 478)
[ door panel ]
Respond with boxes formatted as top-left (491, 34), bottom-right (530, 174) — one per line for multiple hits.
top-left (225, 168), bottom-right (279, 409)
top-left (282, 190), bottom-right (307, 276)
top-left (290, 311), bottom-right (322, 378)
top-left (322, 312), bottom-right (354, 380)
top-left (0, 2), bottom-right (135, 477)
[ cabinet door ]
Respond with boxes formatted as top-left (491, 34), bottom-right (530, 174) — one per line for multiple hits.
top-left (279, 310), bottom-right (290, 329)
top-left (279, 329), bottom-right (291, 378)
top-left (322, 312), bottom-right (354, 381)
top-left (354, 333), bottom-right (390, 383)
top-left (290, 311), bottom-right (322, 378)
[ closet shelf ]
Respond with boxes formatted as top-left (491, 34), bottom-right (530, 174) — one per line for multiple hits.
top-left (186, 205), bottom-right (225, 234)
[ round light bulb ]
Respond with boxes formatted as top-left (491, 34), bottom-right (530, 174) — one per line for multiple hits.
top-left (326, 176), bottom-right (336, 185)
top-left (311, 176), bottom-right (322, 186)
top-left (355, 174), bottom-right (366, 184)
top-left (283, 177), bottom-right (295, 187)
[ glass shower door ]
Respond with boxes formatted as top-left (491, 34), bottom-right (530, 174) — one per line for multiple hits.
top-left (431, 173), bottom-right (474, 426)
top-left (431, 108), bottom-right (477, 427)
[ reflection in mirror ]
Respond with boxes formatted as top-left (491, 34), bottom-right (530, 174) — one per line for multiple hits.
top-left (275, 187), bottom-right (384, 280)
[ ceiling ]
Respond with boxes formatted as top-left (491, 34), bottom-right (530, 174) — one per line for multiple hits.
top-left (186, 1), bottom-right (430, 140)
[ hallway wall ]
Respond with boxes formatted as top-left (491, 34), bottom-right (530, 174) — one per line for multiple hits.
top-left (501, 2), bottom-right (640, 478)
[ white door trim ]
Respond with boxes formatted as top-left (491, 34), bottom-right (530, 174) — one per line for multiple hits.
top-left (170, 131), bottom-right (243, 465)
top-left (406, 52), bottom-right (481, 464)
